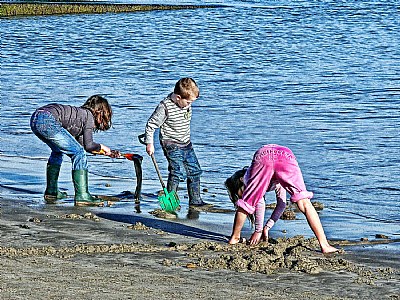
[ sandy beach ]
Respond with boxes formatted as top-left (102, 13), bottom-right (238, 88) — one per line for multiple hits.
top-left (0, 196), bottom-right (399, 300)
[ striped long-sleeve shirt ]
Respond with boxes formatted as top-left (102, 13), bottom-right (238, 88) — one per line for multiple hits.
top-left (145, 93), bottom-right (192, 146)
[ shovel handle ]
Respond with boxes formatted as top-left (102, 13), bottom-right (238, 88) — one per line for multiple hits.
top-left (151, 154), bottom-right (166, 189)
top-left (138, 134), bottom-right (167, 189)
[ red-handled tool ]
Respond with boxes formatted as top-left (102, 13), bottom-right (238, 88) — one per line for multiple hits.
top-left (93, 149), bottom-right (142, 161)
top-left (93, 149), bottom-right (143, 203)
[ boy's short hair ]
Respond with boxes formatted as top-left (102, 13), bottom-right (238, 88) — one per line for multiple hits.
top-left (174, 78), bottom-right (200, 99)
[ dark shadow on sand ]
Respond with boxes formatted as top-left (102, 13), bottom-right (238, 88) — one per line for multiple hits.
top-left (96, 212), bottom-right (228, 243)
top-left (0, 184), bottom-right (42, 195)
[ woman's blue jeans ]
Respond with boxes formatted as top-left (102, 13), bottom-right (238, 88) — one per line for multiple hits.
top-left (30, 110), bottom-right (88, 170)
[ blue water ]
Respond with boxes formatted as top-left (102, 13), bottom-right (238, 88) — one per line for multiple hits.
top-left (1, 0), bottom-right (399, 245)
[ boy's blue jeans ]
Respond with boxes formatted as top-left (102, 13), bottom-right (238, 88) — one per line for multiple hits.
top-left (30, 110), bottom-right (88, 170)
top-left (162, 141), bottom-right (203, 205)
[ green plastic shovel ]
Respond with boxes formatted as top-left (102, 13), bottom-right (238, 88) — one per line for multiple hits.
top-left (138, 134), bottom-right (180, 212)
top-left (150, 153), bottom-right (180, 212)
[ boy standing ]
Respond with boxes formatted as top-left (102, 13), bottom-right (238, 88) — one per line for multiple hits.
top-left (144, 78), bottom-right (208, 207)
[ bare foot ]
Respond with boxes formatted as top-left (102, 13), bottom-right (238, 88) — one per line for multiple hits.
top-left (228, 237), bottom-right (247, 245)
top-left (322, 245), bottom-right (340, 254)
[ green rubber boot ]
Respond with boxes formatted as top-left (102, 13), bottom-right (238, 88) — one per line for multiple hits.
top-left (44, 164), bottom-right (68, 202)
top-left (72, 169), bottom-right (103, 207)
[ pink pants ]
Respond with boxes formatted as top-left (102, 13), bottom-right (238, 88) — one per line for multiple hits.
top-left (236, 144), bottom-right (313, 215)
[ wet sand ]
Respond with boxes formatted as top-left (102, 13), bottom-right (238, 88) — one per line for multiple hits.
top-left (0, 197), bottom-right (399, 300)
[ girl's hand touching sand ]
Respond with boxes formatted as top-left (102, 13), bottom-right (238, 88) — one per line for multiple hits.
top-left (249, 231), bottom-right (262, 245)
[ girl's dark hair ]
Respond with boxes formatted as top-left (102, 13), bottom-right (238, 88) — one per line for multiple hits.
top-left (82, 95), bottom-right (112, 131)
top-left (224, 167), bottom-right (248, 206)
top-left (225, 167), bottom-right (255, 226)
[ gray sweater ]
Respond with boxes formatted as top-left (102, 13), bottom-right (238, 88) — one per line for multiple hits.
top-left (41, 103), bottom-right (101, 152)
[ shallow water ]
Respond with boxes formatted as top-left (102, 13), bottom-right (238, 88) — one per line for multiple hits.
top-left (1, 0), bottom-right (399, 246)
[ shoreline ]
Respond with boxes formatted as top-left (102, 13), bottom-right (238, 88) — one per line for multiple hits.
top-left (0, 197), bottom-right (399, 299)
top-left (0, 2), bottom-right (223, 17)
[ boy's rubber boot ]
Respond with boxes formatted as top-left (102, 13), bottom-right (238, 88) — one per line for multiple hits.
top-left (187, 176), bottom-right (208, 206)
top-left (167, 178), bottom-right (181, 211)
top-left (44, 164), bottom-right (68, 202)
top-left (167, 175), bottom-right (180, 194)
top-left (72, 169), bottom-right (103, 207)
